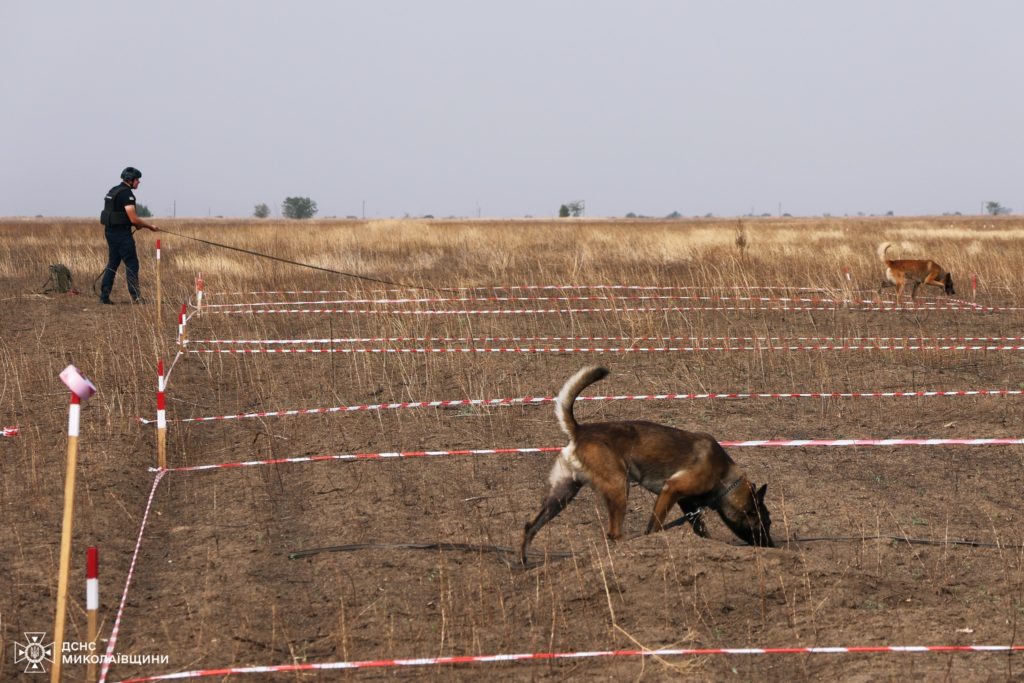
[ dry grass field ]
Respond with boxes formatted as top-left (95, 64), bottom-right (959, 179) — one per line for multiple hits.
top-left (2, 216), bottom-right (1023, 681)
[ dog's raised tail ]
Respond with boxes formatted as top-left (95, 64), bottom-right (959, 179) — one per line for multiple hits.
top-left (876, 242), bottom-right (893, 263)
top-left (555, 366), bottom-right (609, 440)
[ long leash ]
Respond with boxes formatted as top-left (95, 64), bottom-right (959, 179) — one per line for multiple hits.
top-left (287, 541), bottom-right (573, 569)
top-left (786, 534), bottom-right (1023, 549)
top-left (157, 226), bottom-right (455, 294)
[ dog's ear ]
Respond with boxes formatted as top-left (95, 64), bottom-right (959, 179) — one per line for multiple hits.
top-left (756, 483), bottom-right (768, 502)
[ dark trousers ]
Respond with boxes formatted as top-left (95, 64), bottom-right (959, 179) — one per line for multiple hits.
top-left (100, 227), bottom-right (141, 300)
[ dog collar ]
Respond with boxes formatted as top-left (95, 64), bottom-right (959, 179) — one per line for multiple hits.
top-left (718, 477), bottom-right (744, 500)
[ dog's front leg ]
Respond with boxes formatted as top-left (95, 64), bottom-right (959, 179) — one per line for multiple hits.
top-left (679, 500), bottom-right (708, 537)
top-left (520, 476), bottom-right (584, 565)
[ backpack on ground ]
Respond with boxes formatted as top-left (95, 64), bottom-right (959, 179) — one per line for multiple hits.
top-left (43, 264), bottom-right (77, 294)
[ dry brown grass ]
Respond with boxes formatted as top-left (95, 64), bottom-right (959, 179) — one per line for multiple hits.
top-left (2, 216), bottom-right (1023, 681)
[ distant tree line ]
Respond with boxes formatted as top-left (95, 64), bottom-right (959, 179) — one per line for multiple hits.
top-left (247, 197), bottom-right (1013, 220)
top-left (253, 198), bottom-right (319, 219)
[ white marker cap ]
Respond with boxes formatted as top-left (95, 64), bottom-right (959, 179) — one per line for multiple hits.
top-left (59, 365), bottom-right (97, 400)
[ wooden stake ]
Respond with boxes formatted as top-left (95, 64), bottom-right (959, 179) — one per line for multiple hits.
top-left (51, 392), bottom-right (81, 683)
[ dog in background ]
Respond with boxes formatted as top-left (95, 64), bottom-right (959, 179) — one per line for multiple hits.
top-left (520, 366), bottom-right (773, 565)
top-left (877, 242), bottom-right (955, 300)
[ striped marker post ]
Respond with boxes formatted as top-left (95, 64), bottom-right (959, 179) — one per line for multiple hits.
top-left (972, 273), bottom-right (978, 300)
top-left (177, 304), bottom-right (187, 347)
top-left (2, 426), bottom-right (17, 437)
top-left (157, 360), bottom-right (167, 469)
top-left (53, 365), bottom-right (97, 683)
top-left (196, 272), bottom-right (204, 312)
top-left (86, 547), bottom-right (99, 683)
top-left (155, 239), bottom-right (161, 329)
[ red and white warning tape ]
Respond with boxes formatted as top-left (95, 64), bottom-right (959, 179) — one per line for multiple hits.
top-left (202, 284), bottom-right (848, 297)
top-left (201, 293), bottom-right (857, 308)
top-left (152, 438), bottom-right (1024, 473)
top-left (186, 335), bottom-right (1024, 346)
top-left (114, 643), bottom-right (1024, 681)
top-left (139, 389), bottom-right (1022, 425)
top-left (182, 344), bottom-right (1024, 354)
top-left (201, 302), bottom-right (982, 315)
top-left (99, 471), bottom-right (166, 683)
top-left (2, 426), bottom-right (18, 437)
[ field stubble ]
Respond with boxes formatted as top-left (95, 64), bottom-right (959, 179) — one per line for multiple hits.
top-left (1, 216), bottom-right (1023, 681)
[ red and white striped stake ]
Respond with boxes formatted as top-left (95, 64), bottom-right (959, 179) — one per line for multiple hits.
top-left (157, 359), bottom-right (167, 469)
top-left (86, 546), bottom-right (99, 683)
top-left (177, 304), bottom-right (187, 347)
top-left (843, 266), bottom-right (851, 282)
top-left (53, 365), bottom-right (96, 683)
top-left (1, 426), bottom-right (17, 437)
top-left (195, 271), bottom-right (204, 312)
top-left (155, 239), bottom-right (162, 328)
top-left (971, 273), bottom-right (978, 300)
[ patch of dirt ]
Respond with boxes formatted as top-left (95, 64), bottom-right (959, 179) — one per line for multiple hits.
top-left (3, 242), bottom-right (1024, 681)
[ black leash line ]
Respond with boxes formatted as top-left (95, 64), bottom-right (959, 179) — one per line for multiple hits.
top-left (288, 541), bottom-right (573, 562)
top-left (786, 534), bottom-right (1021, 549)
top-left (157, 226), bottom-right (456, 294)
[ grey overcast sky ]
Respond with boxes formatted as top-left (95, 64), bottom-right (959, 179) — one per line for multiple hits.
top-left (1, 1), bottom-right (1021, 219)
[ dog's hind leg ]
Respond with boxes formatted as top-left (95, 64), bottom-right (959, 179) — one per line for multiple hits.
top-left (520, 474), bottom-right (584, 565)
top-left (597, 481), bottom-right (629, 541)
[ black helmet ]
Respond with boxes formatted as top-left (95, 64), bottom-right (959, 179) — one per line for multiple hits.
top-left (120, 167), bottom-right (142, 182)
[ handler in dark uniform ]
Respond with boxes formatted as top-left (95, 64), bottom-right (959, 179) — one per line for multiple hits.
top-left (99, 166), bottom-right (159, 304)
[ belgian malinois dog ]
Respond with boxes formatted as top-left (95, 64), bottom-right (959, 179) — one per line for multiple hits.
top-left (877, 242), bottom-right (955, 300)
top-left (520, 366), bottom-right (773, 565)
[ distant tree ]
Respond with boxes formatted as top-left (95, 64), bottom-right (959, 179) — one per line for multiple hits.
top-left (136, 204), bottom-right (153, 218)
top-left (282, 197), bottom-right (318, 219)
top-left (665, 211), bottom-right (682, 219)
top-left (559, 200), bottom-right (585, 217)
top-left (625, 212), bottom-right (638, 218)
top-left (253, 203), bottom-right (270, 218)
top-left (985, 201), bottom-right (1011, 216)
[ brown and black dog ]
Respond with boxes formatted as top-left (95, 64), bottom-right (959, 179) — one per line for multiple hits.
top-left (877, 242), bottom-right (955, 300)
top-left (520, 366), bottom-right (773, 565)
